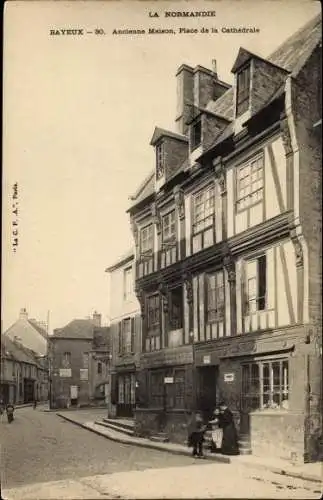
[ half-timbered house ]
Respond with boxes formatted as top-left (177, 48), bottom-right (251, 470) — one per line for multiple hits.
top-left (128, 15), bottom-right (322, 462)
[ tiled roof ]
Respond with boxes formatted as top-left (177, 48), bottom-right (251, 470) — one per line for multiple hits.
top-left (268, 13), bottom-right (321, 76)
top-left (129, 14), bottom-right (321, 208)
top-left (53, 319), bottom-right (95, 339)
top-left (1, 335), bottom-right (41, 366)
top-left (28, 319), bottom-right (48, 339)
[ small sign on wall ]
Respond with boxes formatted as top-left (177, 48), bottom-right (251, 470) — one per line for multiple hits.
top-left (164, 377), bottom-right (174, 384)
top-left (80, 369), bottom-right (88, 381)
top-left (224, 372), bottom-right (234, 383)
top-left (203, 355), bottom-right (211, 364)
top-left (59, 368), bottom-right (72, 378)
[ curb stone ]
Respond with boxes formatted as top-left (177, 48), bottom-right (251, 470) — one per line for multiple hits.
top-left (56, 412), bottom-right (230, 463)
top-left (56, 412), bottom-right (323, 485)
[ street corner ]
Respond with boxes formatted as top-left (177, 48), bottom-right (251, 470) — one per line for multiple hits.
top-left (1, 478), bottom-right (107, 500)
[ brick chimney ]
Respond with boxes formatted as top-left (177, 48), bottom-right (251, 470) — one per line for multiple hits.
top-left (92, 311), bottom-right (102, 327)
top-left (175, 61), bottom-right (230, 135)
top-left (19, 308), bottom-right (28, 320)
top-left (175, 64), bottom-right (194, 135)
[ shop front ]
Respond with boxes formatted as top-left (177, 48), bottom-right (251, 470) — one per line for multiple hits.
top-left (209, 325), bottom-right (321, 463)
top-left (134, 345), bottom-right (194, 443)
top-left (115, 364), bottom-right (137, 417)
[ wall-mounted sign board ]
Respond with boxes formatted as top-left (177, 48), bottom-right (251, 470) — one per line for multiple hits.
top-left (164, 377), bottom-right (174, 384)
top-left (203, 355), bottom-right (211, 364)
top-left (80, 369), bottom-right (88, 381)
top-left (59, 368), bottom-right (72, 378)
top-left (224, 372), bottom-right (234, 383)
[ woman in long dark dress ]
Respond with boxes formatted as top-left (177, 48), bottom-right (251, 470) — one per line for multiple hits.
top-left (218, 402), bottom-right (239, 455)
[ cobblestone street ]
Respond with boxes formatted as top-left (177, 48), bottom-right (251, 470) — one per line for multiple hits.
top-left (0, 406), bottom-right (201, 489)
top-left (1, 407), bottom-right (321, 498)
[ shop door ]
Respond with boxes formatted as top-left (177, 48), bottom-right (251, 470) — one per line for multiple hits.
top-left (117, 373), bottom-right (135, 417)
top-left (197, 366), bottom-right (218, 421)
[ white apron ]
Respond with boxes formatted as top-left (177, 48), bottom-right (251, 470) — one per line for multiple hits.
top-left (212, 427), bottom-right (223, 448)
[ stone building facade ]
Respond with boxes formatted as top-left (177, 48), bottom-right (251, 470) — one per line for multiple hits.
top-left (127, 15), bottom-right (322, 462)
top-left (49, 312), bottom-right (110, 409)
top-left (106, 251), bottom-right (141, 418)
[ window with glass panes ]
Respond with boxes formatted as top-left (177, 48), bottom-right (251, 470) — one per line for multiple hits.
top-left (192, 186), bottom-right (215, 234)
top-left (242, 359), bottom-right (289, 411)
top-left (169, 287), bottom-right (183, 330)
top-left (237, 154), bottom-right (264, 210)
top-left (150, 370), bottom-right (164, 407)
top-left (206, 271), bottom-right (224, 322)
top-left (156, 143), bottom-right (164, 179)
top-left (174, 369), bottom-right (185, 408)
top-left (147, 294), bottom-right (160, 335)
top-left (246, 255), bottom-right (267, 313)
top-left (140, 225), bottom-right (153, 254)
top-left (62, 352), bottom-right (71, 368)
top-left (124, 267), bottom-right (133, 300)
top-left (236, 65), bottom-right (250, 116)
top-left (122, 318), bottom-right (132, 354)
top-left (162, 210), bottom-right (176, 242)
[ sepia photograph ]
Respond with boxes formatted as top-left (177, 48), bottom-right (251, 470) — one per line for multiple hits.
top-left (1, 0), bottom-right (322, 498)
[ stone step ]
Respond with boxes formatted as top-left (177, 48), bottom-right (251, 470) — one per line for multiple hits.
top-left (102, 418), bottom-right (135, 432)
top-left (149, 433), bottom-right (169, 443)
top-left (95, 420), bottom-right (135, 436)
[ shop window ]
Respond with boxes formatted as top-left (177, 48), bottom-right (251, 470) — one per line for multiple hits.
top-left (147, 294), bottom-right (160, 336)
top-left (242, 359), bottom-right (289, 411)
top-left (206, 271), bottom-right (224, 323)
top-left (162, 210), bottom-right (176, 243)
top-left (192, 186), bottom-right (215, 235)
top-left (236, 65), bottom-right (250, 117)
top-left (118, 376), bottom-right (125, 404)
top-left (245, 255), bottom-right (267, 314)
top-left (236, 154), bottom-right (264, 211)
top-left (169, 287), bottom-right (183, 330)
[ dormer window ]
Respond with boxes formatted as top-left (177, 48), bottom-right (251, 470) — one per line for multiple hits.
top-left (236, 65), bottom-right (250, 117)
top-left (156, 142), bottom-right (165, 180)
top-left (191, 118), bottom-right (202, 151)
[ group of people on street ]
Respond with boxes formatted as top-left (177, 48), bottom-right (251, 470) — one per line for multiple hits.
top-left (187, 402), bottom-right (239, 458)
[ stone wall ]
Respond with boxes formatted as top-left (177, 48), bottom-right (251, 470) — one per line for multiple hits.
top-left (250, 411), bottom-right (305, 462)
top-left (134, 408), bottom-right (190, 444)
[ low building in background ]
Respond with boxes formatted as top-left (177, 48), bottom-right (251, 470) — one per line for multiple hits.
top-left (0, 335), bottom-right (48, 404)
top-left (4, 308), bottom-right (48, 356)
top-left (49, 312), bottom-right (110, 409)
top-left (105, 251), bottom-right (141, 418)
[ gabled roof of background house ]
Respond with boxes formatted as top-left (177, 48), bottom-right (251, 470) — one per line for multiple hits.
top-left (1, 335), bottom-right (41, 366)
top-left (105, 248), bottom-right (134, 272)
top-left (28, 319), bottom-right (48, 339)
top-left (52, 319), bottom-right (95, 340)
top-left (128, 14), bottom-right (322, 210)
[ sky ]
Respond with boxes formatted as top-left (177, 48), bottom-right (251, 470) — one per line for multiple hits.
top-left (2, 0), bottom-right (321, 332)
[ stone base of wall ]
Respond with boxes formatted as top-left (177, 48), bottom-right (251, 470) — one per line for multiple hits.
top-left (135, 408), bottom-right (191, 444)
top-left (250, 411), bottom-right (305, 462)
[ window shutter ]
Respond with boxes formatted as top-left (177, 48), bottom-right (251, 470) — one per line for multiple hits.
top-left (118, 321), bottom-right (123, 355)
top-left (241, 262), bottom-right (248, 317)
top-left (131, 317), bottom-right (135, 353)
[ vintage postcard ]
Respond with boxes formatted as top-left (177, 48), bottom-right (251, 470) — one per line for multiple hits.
top-left (1, 0), bottom-right (322, 498)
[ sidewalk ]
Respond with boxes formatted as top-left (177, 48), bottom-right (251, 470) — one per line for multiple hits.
top-left (56, 410), bottom-right (323, 484)
top-left (3, 462), bottom-right (322, 499)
